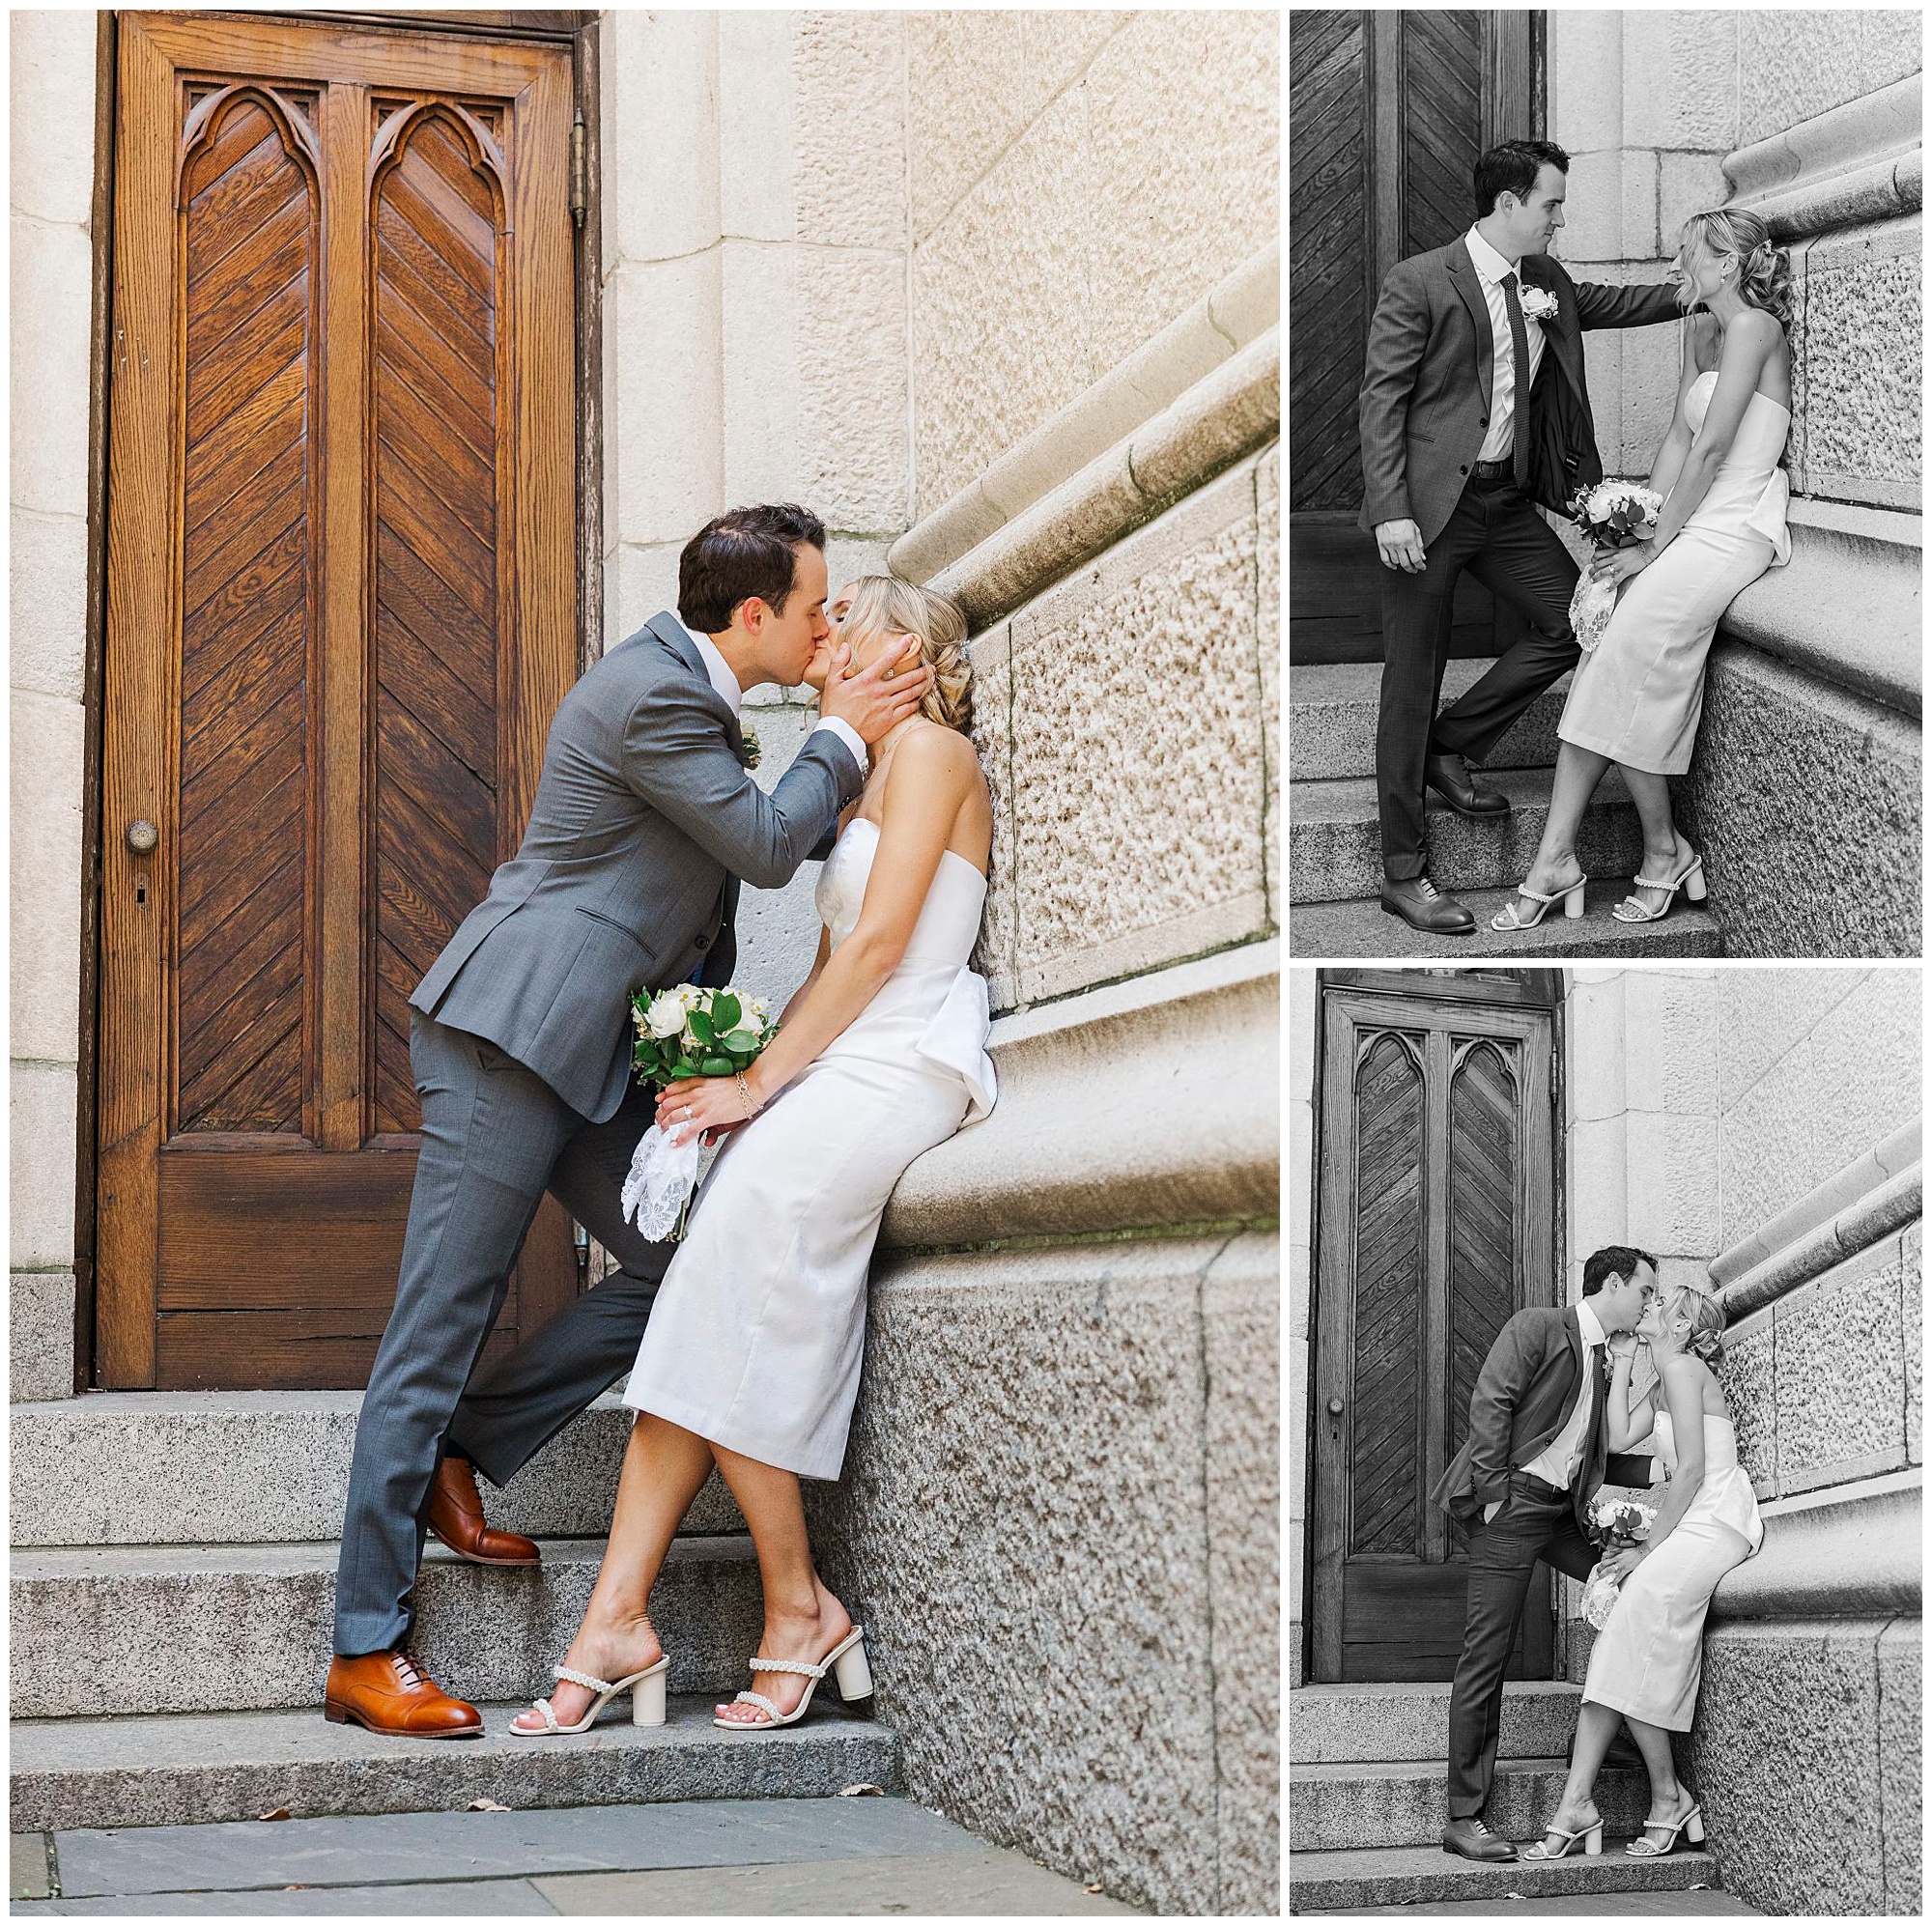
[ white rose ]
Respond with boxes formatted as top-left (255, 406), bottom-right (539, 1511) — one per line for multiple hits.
top-left (644, 993), bottom-right (687, 1039)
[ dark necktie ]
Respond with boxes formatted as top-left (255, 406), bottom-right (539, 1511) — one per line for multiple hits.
top-left (1500, 269), bottom-right (1531, 487)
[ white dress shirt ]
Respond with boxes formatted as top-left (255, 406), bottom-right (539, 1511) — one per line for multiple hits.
top-left (1522, 1295), bottom-right (1606, 1490)
top-left (1464, 225), bottom-right (1548, 465)
top-left (674, 615), bottom-right (868, 773)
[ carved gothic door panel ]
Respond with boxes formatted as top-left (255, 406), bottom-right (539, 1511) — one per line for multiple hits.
top-left (1310, 977), bottom-right (1557, 1682)
top-left (97, 13), bottom-right (579, 1389)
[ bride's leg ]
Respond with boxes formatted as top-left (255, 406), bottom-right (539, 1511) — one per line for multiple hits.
top-left (511, 1412), bottom-right (713, 1731)
top-left (1626, 1714), bottom-right (1696, 1848)
top-left (1619, 768), bottom-right (1694, 914)
top-left (708, 1441), bottom-right (854, 1725)
top-left (1535, 1699), bottom-right (1617, 1850)
top-left (1507, 743), bottom-right (1607, 920)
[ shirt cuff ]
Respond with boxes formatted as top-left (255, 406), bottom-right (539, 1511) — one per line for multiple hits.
top-left (811, 715), bottom-right (867, 774)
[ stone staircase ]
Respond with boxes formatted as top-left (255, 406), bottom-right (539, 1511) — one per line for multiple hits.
top-left (10, 1391), bottom-right (897, 1831)
top-left (1288, 659), bottom-right (1725, 958)
top-left (1288, 1681), bottom-right (1722, 1912)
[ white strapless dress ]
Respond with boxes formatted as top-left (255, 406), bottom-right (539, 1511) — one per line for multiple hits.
top-left (1583, 1408), bottom-right (1762, 1731)
top-left (1559, 370), bottom-right (1792, 776)
top-left (622, 819), bottom-right (995, 1479)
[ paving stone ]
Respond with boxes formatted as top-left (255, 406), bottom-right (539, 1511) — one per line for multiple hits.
top-left (11, 1833), bottom-right (52, 1901)
top-left (1288, 1839), bottom-right (1723, 1911)
top-left (15, 1879), bottom-right (557, 1916)
top-left (52, 1797), bottom-right (975, 1899)
top-left (536, 1845), bottom-right (1144, 1914)
top-left (1297, 1890), bottom-right (1762, 1915)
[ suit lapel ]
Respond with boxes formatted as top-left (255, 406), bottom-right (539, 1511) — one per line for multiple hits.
top-left (644, 611), bottom-right (738, 728)
top-left (1444, 239), bottom-right (1494, 415)
top-left (1520, 257), bottom-right (1584, 404)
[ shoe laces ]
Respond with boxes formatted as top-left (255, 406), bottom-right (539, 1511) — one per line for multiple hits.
top-left (391, 1650), bottom-right (426, 1690)
top-left (1416, 877), bottom-right (1441, 900)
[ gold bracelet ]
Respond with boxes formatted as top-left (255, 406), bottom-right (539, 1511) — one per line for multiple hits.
top-left (735, 1071), bottom-right (761, 1119)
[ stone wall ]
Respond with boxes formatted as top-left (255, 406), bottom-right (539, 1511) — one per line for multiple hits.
top-left (1565, 963), bottom-right (1921, 1914)
top-left (10, 10), bottom-right (96, 1402)
top-left (1548, 12), bottom-right (1921, 957)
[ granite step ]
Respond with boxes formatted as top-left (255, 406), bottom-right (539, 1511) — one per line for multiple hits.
top-left (1288, 1839), bottom-right (1722, 1912)
top-left (1290, 1758), bottom-right (1653, 1854)
top-left (9, 1696), bottom-right (896, 1833)
top-left (1290, 1683), bottom-right (1583, 1767)
top-left (1289, 766), bottom-right (1646, 907)
top-left (1288, 660), bottom-right (1570, 783)
top-left (12, 1537), bottom-right (765, 1720)
top-left (1288, 878), bottom-right (1723, 959)
top-left (8, 1391), bottom-right (738, 1548)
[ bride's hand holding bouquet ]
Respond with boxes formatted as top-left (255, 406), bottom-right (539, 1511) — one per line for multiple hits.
top-left (1566, 479), bottom-right (1664, 651)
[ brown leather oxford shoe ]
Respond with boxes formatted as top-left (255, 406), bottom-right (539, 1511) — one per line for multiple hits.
top-left (324, 1650), bottom-right (482, 1738)
top-left (428, 1455), bottom-right (541, 1567)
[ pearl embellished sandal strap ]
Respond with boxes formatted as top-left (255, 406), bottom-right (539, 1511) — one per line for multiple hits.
top-left (529, 1697), bottom-right (561, 1733)
top-left (749, 1656), bottom-right (828, 1679)
top-left (554, 1663), bottom-right (613, 1693)
top-left (733, 1689), bottom-right (784, 1722)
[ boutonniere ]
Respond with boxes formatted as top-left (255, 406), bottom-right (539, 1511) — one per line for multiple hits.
top-left (737, 724), bottom-right (761, 770)
top-left (1519, 285), bottom-right (1560, 325)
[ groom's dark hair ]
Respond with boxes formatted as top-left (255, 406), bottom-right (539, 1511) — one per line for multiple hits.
top-left (679, 502), bottom-right (828, 633)
top-left (1474, 138), bottom-right (1570, 217)
top-left (1581, 1245), bottom-right (1658, 1295)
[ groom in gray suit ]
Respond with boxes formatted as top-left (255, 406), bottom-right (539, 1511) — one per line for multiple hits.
top-left (327, 503), bottom-right (930, 1736)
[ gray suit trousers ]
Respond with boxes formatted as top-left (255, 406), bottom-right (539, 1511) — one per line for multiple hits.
top-left (333, 1011), bottom-right (671, 1655)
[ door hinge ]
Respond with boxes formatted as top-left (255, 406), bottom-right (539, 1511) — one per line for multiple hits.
top-left (569, 111), bottom-right (587, 229)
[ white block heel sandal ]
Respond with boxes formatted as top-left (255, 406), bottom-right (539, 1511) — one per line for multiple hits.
top-left (716, 1627), bottom-right (872, 1731)
top-left (511, 1657), bottom-right (669, 1735)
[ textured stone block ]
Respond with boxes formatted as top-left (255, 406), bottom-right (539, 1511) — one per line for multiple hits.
top-left (1548, 11), bottom-right (1624, 153)
top-left (1660, 151), bottom-right (1730, 243)
top-left (1689, 1618), bottom-right (1887, 1914)
top-left (1078, 12), bottom-right (1280, 377)
top-left (1717, 966), bottom-right (1858, 1109)
top-left (1625, 10), bottom-right (1743, 151)
top-left (604, 538), bottom-right (682, 647)
top-left (603, 8), bottom-right (719, 265)
top-left (1806, 969), bottom-right (1923, 1181)
top-left (965, 622), bottom-right (1017, 1004)
top-left (10, 11), bottom-right (99, 229)
top-left (1877, 1617), bottom-right (1921, 1912)
top-left (735, 703), bottom-right (835, 1018)
top-left (906, 10), bottom-right (1029, 242)
top-left (1560, 150), bottom-right (1632, 263)
top-left (1292, 1759), bottom-right (1651, 1853)
top-left (1567, 1115), bottom-right (1631, 1255)
top-left (11, 689), bottom-right (84, 1063)
top-left (1774, 1233), bottom-right (1909, 1490)
top-left (10, 213), bottom-right (94, 520)
top-left (1565, 974), bottom-right (1628, 1122)
top-left (1740, 10), bottom-right (1918, 146)
top-left (720, 238), bottom-right (801, 507)
top-left (605, 255), bottom-right (724, 547)
top-left (10, 1269), bottom-right (73, 1402)
top-left (810, 1238), bottom-right (1230, 1916)
top-left (1624, 971), bottom-right (1719, 1118)
top-left (792, 13), bottom-right (905, 249)
top-left (716, 12), bottom-right (793, 241)
top-left (1797, 223), bottom-right (1921, 505)
top-left (1203, 1234), bottom-right (1280, 1915)
top-left (1681, 642), bottom-right (1920, 959)
top-left (1290, 1681), bottom-right (1581, 1767)
top-left (1907, 1224), bottom-right (1923, 1465)
top-left (10, 1058), bottom-right (74, 1269)
top-left (797, 246), bottom-right (909, 530)
top-left (1626, 1111), bottom-right (1720, 1258)
top-left (1016, 10), bottom-right (1125, 125)
top-left (1257, 444), bottom-right (1280, 923)
top-left (912, 81), bottom-right (1098, 515)
top-left (1719, 1042), bottom-right (1818, 1256)
top-left (1009, 460), bottom-right (1266, 1002)
top-left (10, 503), bottom-right (89, 701)
top-left (1721, 1306), bottom-right (1776, 1495)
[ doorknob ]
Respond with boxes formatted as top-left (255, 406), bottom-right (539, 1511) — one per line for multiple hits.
top-left (1327, 1397), bottom-right (1345, 1416)
top-left (126, 819), bottom-right (158, 855)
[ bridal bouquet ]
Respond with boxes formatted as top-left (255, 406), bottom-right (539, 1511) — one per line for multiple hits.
top-left (620, 983), bottom-right (778, 1240)
top-left (1581, 1492), bottom-right (1660, 1629)
top-left (1565, 479), bottom-right (1662, 654)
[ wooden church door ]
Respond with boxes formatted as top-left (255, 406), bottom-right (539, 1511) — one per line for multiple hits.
top-left (1309, 972), bottom-right (1558, 1682)
top-left (1288, 9), bottom-right (1540, 666)
top-left (95, 13), bottom-right (581, 1389)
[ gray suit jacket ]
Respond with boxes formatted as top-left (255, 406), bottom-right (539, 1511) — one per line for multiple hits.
top-left (1357, 240), bottom-right (1683, 546)
top-left (412, 611), bottom-right (863, 1122)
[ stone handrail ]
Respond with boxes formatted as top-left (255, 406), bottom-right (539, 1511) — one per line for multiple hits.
top-left (889, 241), bottom-right (1278, 584)
top-left (1723, 72), bottom-right (1922, 241)
top-left (1707, 1472), bottom-right (1921, 1621)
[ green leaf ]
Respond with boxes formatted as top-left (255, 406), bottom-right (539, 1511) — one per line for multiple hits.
top-left (687, 1009), bottom-right (715, 1046)
top-left (699, 1055), bottom-right (735, 1077)
top-left (720, 1029), bottom-right (759, 1057)
top-left (670, 1057), bottom-right (698, 1080)
top-left (711, 993), bottom-right (742, 1033)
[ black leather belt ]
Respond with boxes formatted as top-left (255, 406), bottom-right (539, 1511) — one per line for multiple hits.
top-left (1468, 456), bottom-right (1517, 487)
top-left (1513, 1469), bottom-right (1568, 1497)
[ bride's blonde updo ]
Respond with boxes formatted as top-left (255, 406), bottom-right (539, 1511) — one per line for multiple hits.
top-left (838, 577), bottom-right (973, 734)
top-left (1681, 207), bottom-right (1794, 328)
top-left (1656, 1281), bottom-right (1728, 1368)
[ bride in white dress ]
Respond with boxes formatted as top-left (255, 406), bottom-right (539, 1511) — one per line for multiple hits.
top-left (511, 577), bottom-right (995, 1738)
top-left (1522, 1283), bottom-right (1762, 1862)
top-left (1494, 208), bottom-right (1793, 934)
